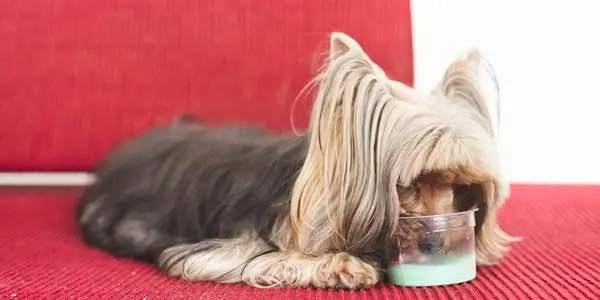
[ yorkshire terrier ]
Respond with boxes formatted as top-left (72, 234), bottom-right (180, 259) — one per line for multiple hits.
top-left (76, 32), bottom-right (516, 289)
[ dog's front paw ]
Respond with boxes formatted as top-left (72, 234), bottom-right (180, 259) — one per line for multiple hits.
top-left (313, 252), bottom-right (379, 289)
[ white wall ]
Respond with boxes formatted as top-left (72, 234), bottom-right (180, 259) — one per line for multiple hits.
top-left (411, 0), bottom-right (600, 184)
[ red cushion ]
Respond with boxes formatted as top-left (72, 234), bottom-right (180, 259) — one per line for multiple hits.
top-left (0, 0), bottom-right (414, 171)
top-left (1, 184), bottom-right (598, 299)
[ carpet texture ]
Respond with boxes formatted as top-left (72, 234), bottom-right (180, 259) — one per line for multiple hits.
top-left (0, 184), bottom-right (598, 299)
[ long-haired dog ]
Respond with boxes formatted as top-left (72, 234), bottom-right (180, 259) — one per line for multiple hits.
top-left (76, 32), bottom-right (516, 289)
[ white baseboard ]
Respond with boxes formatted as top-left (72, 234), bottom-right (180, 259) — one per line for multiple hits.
top-left (0, 172), bottom-right (95, 186)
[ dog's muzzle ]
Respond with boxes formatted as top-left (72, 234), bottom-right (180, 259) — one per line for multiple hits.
top-left (418, 232), bottom-right (444, 254)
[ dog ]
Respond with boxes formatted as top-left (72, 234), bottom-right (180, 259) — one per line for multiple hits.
top-left (76, 32), bottom-right (516, 289)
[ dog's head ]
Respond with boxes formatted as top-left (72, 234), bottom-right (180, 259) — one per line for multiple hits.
top-left (289, 33), bottom-right (516, 265)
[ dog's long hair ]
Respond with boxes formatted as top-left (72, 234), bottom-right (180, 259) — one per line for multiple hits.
top-left (76, 33), bottom-right (517, 289)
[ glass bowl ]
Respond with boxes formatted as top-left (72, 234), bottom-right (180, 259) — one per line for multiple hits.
top-left (387, 209), bottom-right (478, 287)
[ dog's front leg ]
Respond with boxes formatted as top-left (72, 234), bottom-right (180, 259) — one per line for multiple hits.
top-left (244, 250), bottom-right (379, 289)
top-left (311, 252), bottom-right (379, 289)
top-left (159, 236), bottom-right (379, 289)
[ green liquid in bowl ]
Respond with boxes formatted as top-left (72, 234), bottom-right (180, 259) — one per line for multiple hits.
top-left (388, 253), bottom-right (476, 287)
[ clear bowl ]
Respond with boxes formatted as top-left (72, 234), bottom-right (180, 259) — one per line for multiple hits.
top-left (387, 209), bottom-right (478, 287)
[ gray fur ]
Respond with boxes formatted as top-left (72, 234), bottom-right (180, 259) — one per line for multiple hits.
top-left (76, 122), bottom-right (307, 262)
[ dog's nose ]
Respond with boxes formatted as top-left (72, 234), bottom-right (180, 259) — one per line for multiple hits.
top-left (418, 232), bottom-right (444, 254)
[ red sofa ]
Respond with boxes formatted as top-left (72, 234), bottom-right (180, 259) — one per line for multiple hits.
top-left (1, 1), bottom-right (598, 299)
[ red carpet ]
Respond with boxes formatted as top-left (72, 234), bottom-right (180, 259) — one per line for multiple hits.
top-left (1, 185), bottom-right (599, 299)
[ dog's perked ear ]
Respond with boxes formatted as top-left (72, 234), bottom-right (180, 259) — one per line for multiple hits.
top-left (434, 49), bottom-right (496, 136)
top-left (329, 32), bottom-right (365, 59)
top-left (328, 32), bottom-right (390, 80)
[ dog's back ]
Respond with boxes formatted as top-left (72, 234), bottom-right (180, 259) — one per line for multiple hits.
top-left (76, 121), bottom-right (307, 262)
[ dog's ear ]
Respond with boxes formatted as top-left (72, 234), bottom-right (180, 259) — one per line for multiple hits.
top-left (435, 49), bottom-right (496, 135)
top-left (329, 32), bottom-right (366, 60)
top-left (329, 32), bottom-right (400, 91)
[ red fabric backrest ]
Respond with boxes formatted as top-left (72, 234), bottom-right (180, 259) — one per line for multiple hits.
top-left (0, 0), bottom-right (413, 171)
